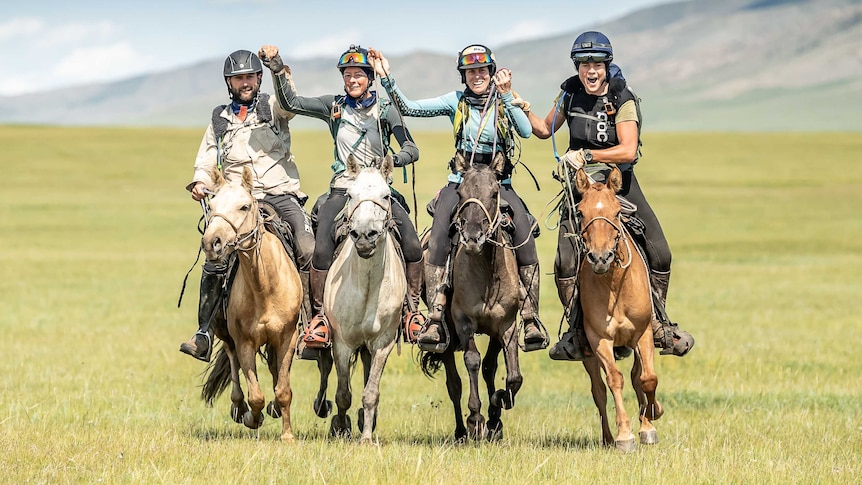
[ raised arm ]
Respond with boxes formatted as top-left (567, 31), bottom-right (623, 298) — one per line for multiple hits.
top-left (368, 48), bottom-right (457, 118)
top-left (384, 106), bottom-right (419, 167)
top-left (259, 45), bottom-right (336, 122)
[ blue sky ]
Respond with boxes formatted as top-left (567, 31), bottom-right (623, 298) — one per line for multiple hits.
top-left (0, 0), bottom-right (670, 96)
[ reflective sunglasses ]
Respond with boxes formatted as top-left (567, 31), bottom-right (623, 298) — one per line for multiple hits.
top-left (572, 51), bottom-right (611, 63)
top-left (460, 52), bottom-right (492, 67)
top-left (339, 51), bottom-right (368, 65)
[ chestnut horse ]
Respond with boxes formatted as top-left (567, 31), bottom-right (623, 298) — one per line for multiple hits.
top-left (421, 154), bottom-right (523, 441)
top-left (574, 166), bottom-right (663, 452)
top-left (199, 166), bottom-right (302, 441)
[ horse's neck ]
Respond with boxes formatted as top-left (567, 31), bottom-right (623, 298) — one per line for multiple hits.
top-left (455, 235), bottom-right (517, 283)
top-left (339, 235), bottom-right (397, 280)
top-left (237, 231), bottom-right (291, 294)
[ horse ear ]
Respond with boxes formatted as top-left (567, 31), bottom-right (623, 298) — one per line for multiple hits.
top-left (241, 166), bottom-right (253, 192)
top-left (380, 154), bottom-right (394, 180)
top-left (211, 167), bottom-right (225, 190)
top-left (575, 168), bottom-right (591, 194)
top-left (346, 154), bottom-right (360, 176)
top-left (607, 166), bottom-right (622, 193)
top-left (454, 151), bottom-right (469, 174)
top-left (490, 152), bottom-right (506, 176)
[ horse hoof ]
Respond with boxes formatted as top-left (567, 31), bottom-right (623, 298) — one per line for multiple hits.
top-left (490, 389), bottom-right (514, 410)
top-left (230, 402), bottom-right (248, 424)
top-left (467, 416), bottom-right (486, 441)
top-left (243, 411), bottom-right (264, 429)
top-left (329, 415), bottom-right (352, 439)
top-left (454, 427), bottom-right (468, 443)
top-left (616, 438), bottom-right (637, 453)
top-left (314, 398), bottom-right (333, 418)
top-left (486, 421), bottom-right (503, 441)
top-left (266, 401), bottom-right (282, 419)
top-left (639, 429), bottom-right (659, 445)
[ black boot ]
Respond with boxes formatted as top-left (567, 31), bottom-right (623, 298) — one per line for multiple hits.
top-left (650, 269), bottom-right (695, 357)
top-left (295, 268), bottom-right (321, 360)
top-left (548, 275), bottom-right (590, 361)
top-left (179, 263), bottom-right (225, 362)
top-left (518, 263), bottom-right (549, 351)
top-left (402, 259), bottom-right (427, 343)
top-left (417, 264), bottom-right (447, 352)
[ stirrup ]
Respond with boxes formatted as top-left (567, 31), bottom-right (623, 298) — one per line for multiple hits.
top-left (417, 320), bottom-right (449, 353)
top-left (521, 318), bottom-right (550, 352)
top-left (403, 311), bottom-right (425, 344)
top-left (179, 331), bottom-right (212, 363)
top-left (548, 329), bottom-right (591, 361)
top-left (656, 324), bottom-right (695, 357)
top-left (303, 315), bottom-right (331, 349)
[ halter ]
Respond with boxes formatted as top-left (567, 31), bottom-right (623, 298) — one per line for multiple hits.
top-left (345, 195), bottom-right (393, 225)
top-left (454, 189), bottom-right (502, 247)
top-left (207, 199), bottom-right (263, 254)
top-left (579, 212), bottom-right (632, 269)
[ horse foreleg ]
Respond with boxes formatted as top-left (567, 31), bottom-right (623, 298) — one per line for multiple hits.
top-left (271, 335), bottom-right (297, 442)
top-left (463, 337), bottom-right (486, 440)
top-left (358, 340), bottom-right (395, 445)
top-left (441, 349), bottom-right (466, 441)
top-left (633, 327), bottom-right (662, 445)
top-left (224, 345), bottom-right (248, 424)
top-left (330, 346), bottom-right (353, 439)
top-left (593, 337), bottom-right (635, 453)
top-left (313, 351), bottom-right (334, 418)
top-left (482, 339), bottom-right (503, 440)
top-left (237, 342), bottom-right (265, 430)
top-left (582, 356), bottom-right (613, 446)
top-left (356, 346), bottom-right (375, 434)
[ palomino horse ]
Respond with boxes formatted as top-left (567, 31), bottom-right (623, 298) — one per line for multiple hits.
top-left (199, 166), bottom-right (302, 441)
top-left (574, 166), bottom-right (663, 452)
top-left (322, 154), bottom-right (406, 443)
top-left (421, 154), bottom-right (523, 441)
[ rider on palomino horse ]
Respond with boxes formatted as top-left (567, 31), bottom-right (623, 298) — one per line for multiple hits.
top-left (180, 50), bottom-right (315, 362)
top-left (370, 44), bottom-right (549, 352)
top-left (522, 31), bottom-right (695, 360)
top-left (260, 44), bottom-right (427, 353)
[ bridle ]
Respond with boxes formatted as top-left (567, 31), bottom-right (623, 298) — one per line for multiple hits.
top-left (455, 189), bottom-right (502, 247)
top-left (207, 198), bottom-right (263, 254)
top-left (579, 210), bottom-right (632, 269)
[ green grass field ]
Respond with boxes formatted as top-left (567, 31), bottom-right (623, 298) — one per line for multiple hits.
top-left (1, 126), bottom-right (860, 483)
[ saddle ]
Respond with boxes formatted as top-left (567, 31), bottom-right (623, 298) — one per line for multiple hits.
top-left (258, 200), bottom-right (298, 264)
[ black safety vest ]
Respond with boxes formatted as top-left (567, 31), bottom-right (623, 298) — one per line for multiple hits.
top-left (560, 77), bottom-right (641, 156)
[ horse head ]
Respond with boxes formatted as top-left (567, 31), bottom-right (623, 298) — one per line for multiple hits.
top-left (345, 153), bottom-right (394, 259)
top-left (201, 166), bottom-right (260, 262)
top-left (455, 153), bottom-right (504, 255)
top-left (575, 166), bottom-right (624, 274)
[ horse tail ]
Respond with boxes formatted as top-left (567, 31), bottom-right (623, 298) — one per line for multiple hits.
top-left (201, 345), bottom-right (231, 406)
top-left (419, 350), bottom-right (444, 378)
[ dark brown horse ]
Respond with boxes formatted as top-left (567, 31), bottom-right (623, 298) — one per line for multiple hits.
top-left (574, 166), bottom-right (662, 452)
top-left (421, 154), bottom-right (523, 441)
top-left (198, 166), bottom-right (302, 441)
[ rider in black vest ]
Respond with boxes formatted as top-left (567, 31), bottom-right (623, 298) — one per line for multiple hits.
top-left (524, 31), bottom-right (695, 360)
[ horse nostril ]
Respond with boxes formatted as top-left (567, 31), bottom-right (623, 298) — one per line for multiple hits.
top-left (349, 230), bottom-right (360, 240)
top-left (587, 252), bottom-right (598, 264)
top-left (212, 237), bottom-right (222, 253)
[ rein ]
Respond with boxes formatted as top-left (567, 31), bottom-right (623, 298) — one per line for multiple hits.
top-left (207, 203), bottom-right (264, 255)
top-left (580, 213), bottom-right (633, 269)
top-left (454, 190), bottom-right (501, 247)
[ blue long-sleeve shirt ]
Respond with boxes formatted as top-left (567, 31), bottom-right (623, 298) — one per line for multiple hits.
top-left (381, 76), bottom-right (531, 183)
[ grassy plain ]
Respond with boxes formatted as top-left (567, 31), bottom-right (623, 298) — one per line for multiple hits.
top-left (1, 126), bottom-right (860, 483)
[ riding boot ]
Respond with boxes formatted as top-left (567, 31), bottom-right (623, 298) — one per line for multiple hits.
top-left (179, 263), bottom-right (226, 362)
top-left (650, 269), bottom-right (695, 357)
top-left (548, 275), bottom-right (590, 361)
top-left (417, 264), bottom-right (447, 352)
top-left (402, 258), bottom-right (427, 343)
top-left (518, 263), bottom-right (549, 351)
top-left (303, 266), bottom-right (331, 349)
top-left (295, 269), bottom-right (320, 360)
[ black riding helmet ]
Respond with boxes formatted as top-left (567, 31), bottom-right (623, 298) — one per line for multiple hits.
top-left (337, 45), bottom-right (375, 81)
top-left (224, 50), bottom-right (263, 77)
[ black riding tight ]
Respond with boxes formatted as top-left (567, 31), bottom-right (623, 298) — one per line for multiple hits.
top-left (426, 182), bottom-right (538, 267)
top-left (555, 169), bottom-right (671, 278)
top-left (312, 189), bottom-right (423, 271)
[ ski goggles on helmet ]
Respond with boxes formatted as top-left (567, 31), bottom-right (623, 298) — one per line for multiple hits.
top-left (459, 52), bottom-right (492, 68)
top-left (572, 51), bottom-right (611, 63)
top-left (339, 51), bottom-right (369, 66)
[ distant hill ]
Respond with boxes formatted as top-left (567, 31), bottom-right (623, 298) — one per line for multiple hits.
top-left (2, 0), bottom-right (860, 131)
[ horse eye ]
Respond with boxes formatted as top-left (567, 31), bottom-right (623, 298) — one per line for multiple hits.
top-left (241, 204), bottom-right (250, 211)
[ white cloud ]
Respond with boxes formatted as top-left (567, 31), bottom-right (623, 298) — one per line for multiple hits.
top-left (32, 20), bottom-right (118, 49)
top-left (52, 43), bottom-right (154, 84)
top-left (284, 30), bottom-right (363, 60)
top-left (487, 19), bottom-right (570, 47)
top-left (0, 17), bottom-right (44, 40)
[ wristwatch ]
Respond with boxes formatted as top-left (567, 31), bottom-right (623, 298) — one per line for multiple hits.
top-left (583, 149), bottom-right (593, 163)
